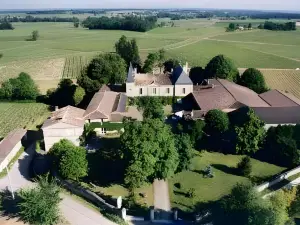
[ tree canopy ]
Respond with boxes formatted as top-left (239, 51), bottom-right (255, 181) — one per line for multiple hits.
top-left (213, 183), bottom-right (289, 225)
top-left (136, 97), bottom-right (164, 120)
top-left (73, 86), bottom-right (85, 106)
top-left (49, 139), bottom-right (88, 180)
top-left (163, 58), bottom-right (180, 73)
top-left (175, 134), bottom-right (194, 172)
top-left (234, 108), bottom-right (266, 154)
top-left (0, 21), bottom-right (14, 30)
top-left (18, 175), bottom-right (61, 225)
top-left (115, 35), bottom-right (141, 68)
top-left (205, 109), bottom-right (230, 135)
top-left (239, 68), bottom-right (268, 94)
top-left (82, 16), bottom-right (157, 32)
top-left (78, 53), bottom-right (127, 93)
top-left (189, 66), bottom-right (206, 85)
top-left (121, 119), bottom-right (179, 188)
top-left (205, 55), bottom-right (239, 82)
top-left (0, 72), bottom-right (39, 100)
top-left (142, 49), bottom-right (166, 73)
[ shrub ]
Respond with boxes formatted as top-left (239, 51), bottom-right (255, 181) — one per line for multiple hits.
top-left (205, 109), bottom-right (229, 135)
top-left (187, 188), bottom-right (196, 198)
top-left (239, 68), bottom-right (268, 94)
top-left (237, 156), bottom-right (252, 177)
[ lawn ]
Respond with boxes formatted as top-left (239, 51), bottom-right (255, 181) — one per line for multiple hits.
top-left (169, 151), bottom-right (286, 212)
top-left (0, 103), bottom-right (50, 138)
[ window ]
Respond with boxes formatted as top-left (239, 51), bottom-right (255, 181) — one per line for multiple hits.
top-left (183, 88), bottom-right (186, 94)
top-left (153, 88), bottom-right (156, 94)
top-left (166, 88), bottom-right (170, 94)
top-left (139, 88), bottom-right (143, 95)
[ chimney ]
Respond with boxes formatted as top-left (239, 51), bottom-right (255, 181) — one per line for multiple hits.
top-left (55, 106), bottom-right (59, 111)
top-left (183, 62), bottom-right (188, 74)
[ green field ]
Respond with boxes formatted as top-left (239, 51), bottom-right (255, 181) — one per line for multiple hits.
top-left (0, 18), bottom-right (300, 90)
top-left (0, 103), bottom-right (50, 138)
top-left (169, 151), bottom-right (286, 212)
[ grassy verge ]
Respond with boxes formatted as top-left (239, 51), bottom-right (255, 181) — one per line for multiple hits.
top-left (0, 147), bottom-right (25, 178)
top-left (169, 151), bottom-right (286, 212)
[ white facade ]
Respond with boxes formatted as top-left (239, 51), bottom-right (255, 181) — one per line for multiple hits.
top-left (42, 123), bottom-right (83, 152)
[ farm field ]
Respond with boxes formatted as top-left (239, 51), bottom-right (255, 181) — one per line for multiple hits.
top-left (0, 103), bottom-right (50, 138)
top-left (169, 151), bottom-right (286, 212)
top-left (0, 18), bottom-right (300, 91)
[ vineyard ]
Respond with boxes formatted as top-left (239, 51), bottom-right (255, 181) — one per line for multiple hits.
top-left (260, 69), bottom-right (300, 99)
top-left (62, 55), bottom-right (93, 79)
top-left (0, 103), bottom-right (50, 138)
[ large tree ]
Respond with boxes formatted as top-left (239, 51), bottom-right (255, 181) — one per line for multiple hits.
top-left (205, 109), bottom-right (229, 135)
top-left (238, 68), bottom-right (268, 94)
top-left (143, 52), bottom-right (159, 73)
top-left (189, 66), bottom-right (206, 85)
top-left (137, 97), bottom-right (164, 120)
top-left (235, 108), bottom-right (266, 154)
top-left (115, 35), bottom-right (141, 67)
top-left (18, 175), bottom-right (61, 225)
top-left (78, 53), bottom-right (127, 93)
top-left (121, 119), bottom-right (179, 188)
top-left (49, 139), bottom-right (88, 180)
top-left (163, 58), bottom-right (180, 73)
top-left (175, 134), bottom-right (194, 172)
top-left (205, 55), bottom-right (239, 82)
top-left (0, 72), bottom-right (39, 100)
top-left (73, 86), bottom-right (85, 106)
top-left (213, 183), bottom-right (289, 225)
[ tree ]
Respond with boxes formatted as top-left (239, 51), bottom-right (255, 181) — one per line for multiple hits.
top-left (0, 72), bottom-right (39, 100)
top-left (205, 55), bottom-right (239, 82)
top-left (0, 21), bottom-right (14, 30)
top-left (190, 120), bottom-right (205, 147)
top-left (121, 119), bottom-right (179, 188)
top-left (142, 52), bottom-right (159, 73)
top-left (59, 146), bottom-right (88, 180)
top-left (115, 35), bottom-right (141, 68)
top-left (73, 86), bottom-right (85, 106)
top-left (228, 23), bottom-right (236, 31)
top-left (239, 68), bottom-right (268, 94)
top-left (175, 134), bottom-right (194, 172)
top-left (31, 30), bottom-right (39, 41)
top-left (235, 108), bottom-right (266, 154)
top-left (205, 109), bottom-right (229, 135)
top-left (0, 53), bottom-right (2, 59)
top-left (47, 79), bottom-right (76, 106)
top-left (163, 58), bottom-right (180, 73)
top-left (18, 175), bottom-right (61, 225)
top-left (213, 183), bottom-right (287, 225)
top-left (237, 156), bottom-right (252, 177)
top-left (248, 23), bottom-right (252, 29)
top-left (189, 66), bottom-right (206, 85)
top-left (157, 49), bottom-right (166, 73)
top-left (78, 53), bottom-right (127, 93)
top-left (49, 139), bottom-right (88, 180)
top-left (138, 97), bottom-right (164, 120)
top-left (74, 22), bottom-right (79, 28)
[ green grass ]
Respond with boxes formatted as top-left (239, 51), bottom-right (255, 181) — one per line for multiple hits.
top-left (0, 147), bottom-right (24, 178)
top-left (169, 151), bottom-right (286, 212)
top-left (89, 122), bottom-right (124, 131)
top-left (0, 103), bottom-right (50, 138)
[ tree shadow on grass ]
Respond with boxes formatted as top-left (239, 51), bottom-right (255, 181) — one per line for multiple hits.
top-left (0, 188), bottom-right (21, 220)
top-left (211, 164), bottom-right (237, 175)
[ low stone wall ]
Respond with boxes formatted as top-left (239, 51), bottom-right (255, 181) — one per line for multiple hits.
top-left (256, 165), bottom-right (300, 192)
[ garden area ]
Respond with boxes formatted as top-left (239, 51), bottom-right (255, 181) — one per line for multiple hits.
top-left (169, 151), bottom-right (286, 212)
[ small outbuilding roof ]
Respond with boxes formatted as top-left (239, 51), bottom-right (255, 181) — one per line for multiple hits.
top-left (0, 129), bottom-right (27, 164)
top-left (253, 107), bottom-right (300, 124)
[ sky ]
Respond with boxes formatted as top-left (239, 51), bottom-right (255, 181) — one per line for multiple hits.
top-left (0, 0), bottom-right (300, 11)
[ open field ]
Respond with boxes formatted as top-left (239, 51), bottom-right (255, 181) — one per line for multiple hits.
top-left (0, 103), bottom-right (50, 138)
top-left (169, 151), bottom-right (286, 212)
top-left (0, 19), bottom-right (300, 91)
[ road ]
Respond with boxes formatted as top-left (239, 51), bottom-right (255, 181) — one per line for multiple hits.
top-left (153, 179), bottom-right (171, 211)
top-left (0, 144), bottom-right (117, 225)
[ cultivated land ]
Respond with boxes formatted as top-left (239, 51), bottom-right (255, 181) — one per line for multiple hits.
top-left (0, 103), bottom-right (50, 138)
top-left (0, 18), bottom-right (300, 91)
top-left (169, 151), bottom-right (286, 212)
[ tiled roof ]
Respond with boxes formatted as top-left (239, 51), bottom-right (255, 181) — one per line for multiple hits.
top-left (0, 129), bottom-right (26, 164)
top-left (134, 73), bottom-right (172, 86)
top-left (253, 107), bottom-right (300, 124)
top-left (42, 106), bottom-right (85, 128)
top-left (259, 90), bottom-right (300, 107)
top-left (84, 91), bottom-right (127, 120)
top-left (218, 79), bottom-right (270, 107)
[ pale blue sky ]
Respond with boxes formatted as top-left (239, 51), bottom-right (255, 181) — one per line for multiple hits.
top-left (0, 0), bottom-right (299, 11)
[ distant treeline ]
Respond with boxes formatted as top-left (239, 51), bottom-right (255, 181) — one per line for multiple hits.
top-left (262, 21), bottom-right (296, 31)
top-left (1, 15), bottom-right (79, 23)
top-left (26, 10), bottom-right (68, 15)
top-left (82, 16), bottom-right (157, 32)
top-left (71, 10), bottom-right (106, 15)
top-left (0, 21), bottom-right (14, 30)
top-left (157, 12), bottom-right (213, 20)
top-left (252, 13), bottom-right (300, 20)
